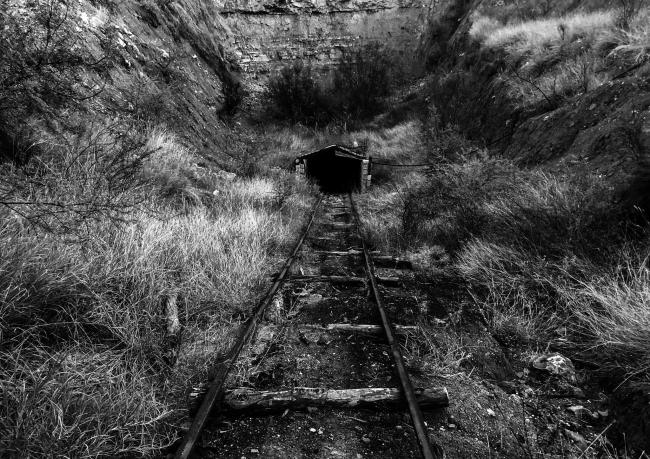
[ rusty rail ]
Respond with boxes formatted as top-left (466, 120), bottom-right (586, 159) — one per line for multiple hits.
top-left (349, 193), bottom-right (444, 459)
top-left (174, 193), bottom-right (443, 459)
top-left (173, 196), bottom-right (323, 459)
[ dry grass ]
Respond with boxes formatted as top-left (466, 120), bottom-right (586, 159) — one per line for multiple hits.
top-left (564, 259), bottom-right (650, 379)
top-left (0, 347), bottom-right (174, 458)
top-left (356, 117), bottom-right (650, 383)
top-left (352, 120), bottom-right (425, 163)
top-left (403, 151), bottom-right (650, 384)
top-left (468, 9), bottom-right (650, 107)
top-left (598, 9), bottom-right (650, 65)
top-left (0, 126), bottom-right (313, 457)
top-left (352, 121), bottom-right (430, 253)
top-left (474, 11), bottom-right (615, 52)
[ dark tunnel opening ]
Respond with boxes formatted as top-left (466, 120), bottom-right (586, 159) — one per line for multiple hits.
top-left (306, 154), bottom-right (362, 193)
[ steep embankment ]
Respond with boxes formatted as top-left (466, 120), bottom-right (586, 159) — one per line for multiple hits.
top-left (1, 0), bottom-right (239, 160)
top-left (421, 3), bottom-right (650, 209)
top-left (0, 2), bottom-right (317, 458)
top-left (411, 1), bottom-right (650, 454)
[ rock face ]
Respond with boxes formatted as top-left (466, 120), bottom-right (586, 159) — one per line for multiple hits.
top-left (217, 0), bottom-right (432, 76)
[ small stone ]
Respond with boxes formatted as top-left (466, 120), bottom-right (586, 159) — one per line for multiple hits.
top-left (531, 353), bottom-right (576, 383)
top-left (486, 408), bottom-right (496, 417)
top-left (597, 410), bottom-right (609, 418)
top-left (448, 423), bottom-right (457, 429)
top-left (396, 425), bottom-right (403, 431)
top-left (309, 427), bottom-right (317, 433)
top-left (318, 428), bottom-right (324, 435)
top-left (567, 405), bottom-right (585, 415)
top-left (250, 449), bottom-right (259, 454)
top-left (572, 387), bottom-right (586, 398)
top-left (361, 436), bottom-right (371, 444)
top-left (564, 429), bottom-right (586, 444)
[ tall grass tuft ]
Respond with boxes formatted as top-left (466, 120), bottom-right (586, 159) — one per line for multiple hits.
top-left (565, 260), bottom-right (650, 380)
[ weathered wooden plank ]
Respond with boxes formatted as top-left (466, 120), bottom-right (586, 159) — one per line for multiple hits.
top-left (300, 323), bottom-right (418, 335)
top-left (327, 323), bottom-right (416, 333)
top-left (222, 387), bottom-right (449, 414)
top-left (288, 275), bottom-right (366, 284)
top-left (287, 275), bottom-right (401, 286)
top-left (315, 249), bottom-right (363, 256)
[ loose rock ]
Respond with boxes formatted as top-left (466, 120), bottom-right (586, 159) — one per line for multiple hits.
top-left (531, 353), bottom-right (576, 382)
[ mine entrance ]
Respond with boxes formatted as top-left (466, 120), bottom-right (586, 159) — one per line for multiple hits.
top-left (296, 146), bottom-right (370, 193)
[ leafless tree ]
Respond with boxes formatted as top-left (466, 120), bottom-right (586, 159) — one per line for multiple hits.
top-left (0, 122), bottom-right (155, 239)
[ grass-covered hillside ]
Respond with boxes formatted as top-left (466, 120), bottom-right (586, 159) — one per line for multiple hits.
top-left (0, 1), bottom-right (320, 456)
top-left (359, 0), bottom-right (650, 453)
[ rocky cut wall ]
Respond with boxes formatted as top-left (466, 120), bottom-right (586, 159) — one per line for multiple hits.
top-left (217, 0), bottom-right (433, 78)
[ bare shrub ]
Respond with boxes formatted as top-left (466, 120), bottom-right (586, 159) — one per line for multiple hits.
top-left (266, 44), bottom-right (395, 125)
top-left (402, 158), bottom-right (526, 251)
top-left (0, 0), bottom-right (104, 162)
top-left (332, 44), bottom-right (392, 118)
top-left (0, 122), bottom-right (152, 237)
top-left (266, 60), bottom-right (329, 125)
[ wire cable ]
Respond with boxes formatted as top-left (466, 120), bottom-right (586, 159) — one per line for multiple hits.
top-left (372, 162), bottom-right (435, 167)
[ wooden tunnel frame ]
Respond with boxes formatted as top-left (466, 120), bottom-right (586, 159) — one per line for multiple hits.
top-left (295, 145), bottom-right (371, 193)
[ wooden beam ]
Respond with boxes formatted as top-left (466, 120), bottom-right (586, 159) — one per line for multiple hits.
top-left (288, 275), bottom-right (365, 284)
top-left (221, 387), bottom-right (449, 414)
top-left (296, 323), bottom-right (419, 335)
top-left (315, 249), bottom-right (363, 256)
top-left (287, 275), bottom-right (401, 286)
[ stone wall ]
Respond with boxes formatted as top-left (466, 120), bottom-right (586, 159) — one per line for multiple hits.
top-left (217, 0), bottom-right (432, 78)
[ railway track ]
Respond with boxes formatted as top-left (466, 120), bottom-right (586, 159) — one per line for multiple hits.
top-left (173, 194), bottom-right (447, 459)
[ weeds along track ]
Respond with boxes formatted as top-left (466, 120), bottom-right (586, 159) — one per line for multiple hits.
top-left (174, 194), bottom-right (447, 459)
